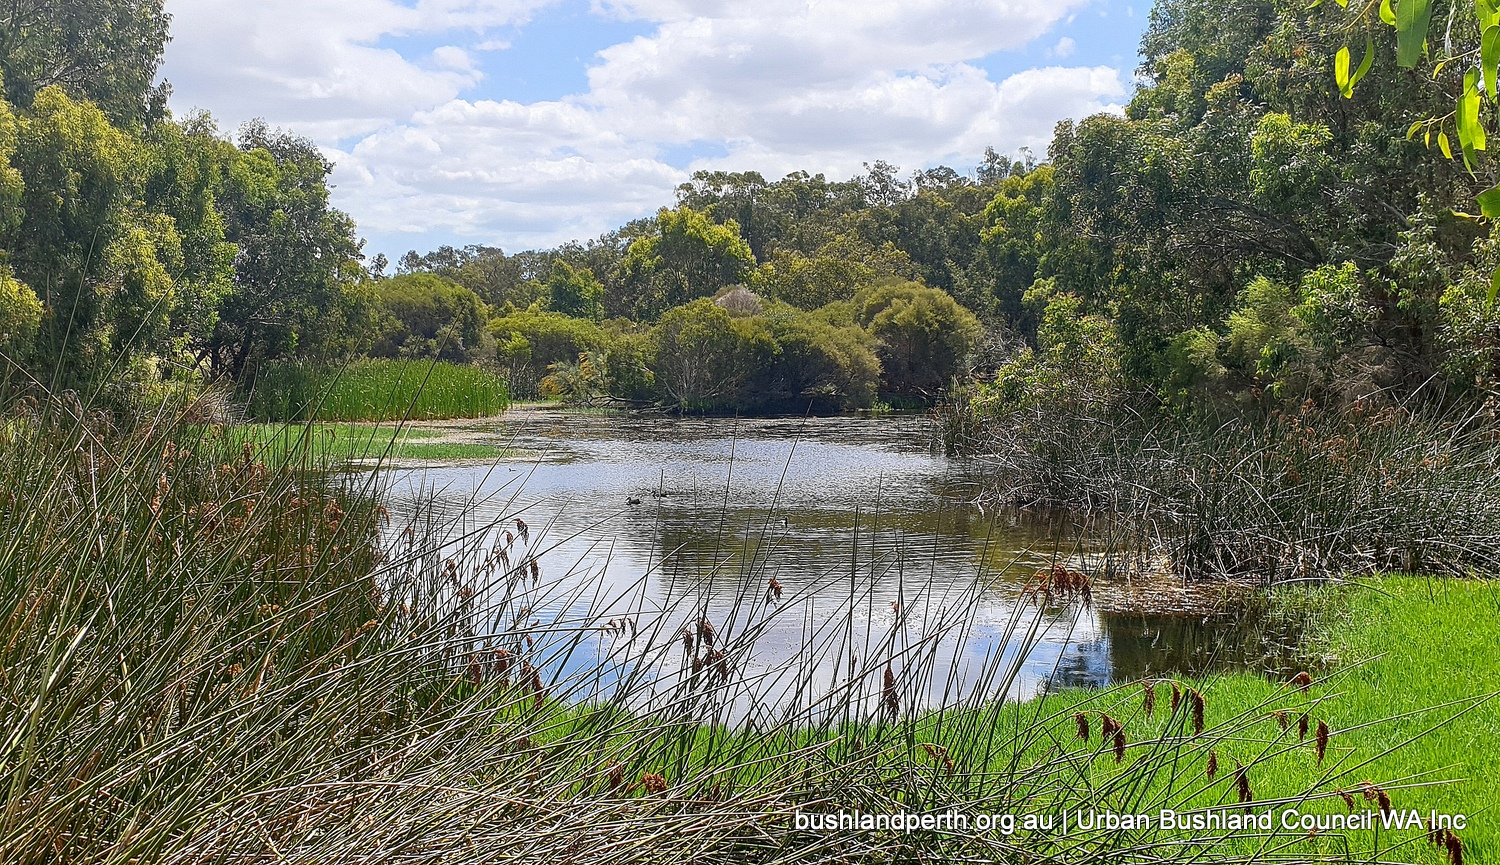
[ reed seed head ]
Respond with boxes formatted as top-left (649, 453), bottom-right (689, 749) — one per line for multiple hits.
top-left (1141, 680), bottom-right (1156, 719)
top-left (1206, 749), bottom-right (1218, 780)
top-left (1073, 712), bottom-right (1089, 742)
top-left (1315, 720), bottom-right (1329, 765)
top-left (1235, 761), bottom-right (1252, 808)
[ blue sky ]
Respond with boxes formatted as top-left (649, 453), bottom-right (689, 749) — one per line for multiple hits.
top-left (161, 0), bottom-right (1150, 260)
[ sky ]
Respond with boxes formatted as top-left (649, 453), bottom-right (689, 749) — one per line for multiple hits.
top-left (158, 0), bottom-right (1149, 262)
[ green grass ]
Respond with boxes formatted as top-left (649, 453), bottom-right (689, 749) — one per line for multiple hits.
top-left (247, 358), bottom-right (510, 421)
top-left (238, 422), bottom-right (519, 462)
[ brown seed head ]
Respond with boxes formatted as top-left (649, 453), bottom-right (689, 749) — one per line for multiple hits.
top-left (1141, 680), bottom-right (1156, 719)
top-left (1235, 761), bottom-right (1252, 808)
top-left (1073, 712), bottom-right (1090, 742)
top-left (1206, 749), bottom-right (1218, 780)
top-left (1113, 729), bottom-right (1127, 764)
top-left (641, 772), bottom-right (667, 794)
top-left (1171, 681), bottom-right (1183, 716)
top-left (1315, 720), bottom-right (1329, 765)
top-left (1447, 832), bottom-right (1464, 865)
top-left (1290, 671), bottom-right (1313, 692)
top-left (1189, 689), bottom-right (1206, 734)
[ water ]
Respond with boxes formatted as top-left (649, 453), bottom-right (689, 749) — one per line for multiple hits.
top-left (376, 408), bottom-right (1284, 721)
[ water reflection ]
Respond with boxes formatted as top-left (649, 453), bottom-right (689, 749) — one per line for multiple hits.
top-left (377, 409), bottom-right (1280, 716)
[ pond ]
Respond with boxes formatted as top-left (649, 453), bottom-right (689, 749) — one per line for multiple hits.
top-left (377, 407), bottom-right (1289, 722)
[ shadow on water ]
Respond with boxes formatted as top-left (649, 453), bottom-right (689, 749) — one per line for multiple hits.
top-left (378, 407), bottom-right (1306, 713)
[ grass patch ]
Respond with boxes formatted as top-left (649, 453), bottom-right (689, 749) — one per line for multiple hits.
top-left (239, 422), bottom-right (519, 462)
top-left (246, 358), bottom-right (510, 421)
top-left (1000, 576), bottom-right (1500, 862)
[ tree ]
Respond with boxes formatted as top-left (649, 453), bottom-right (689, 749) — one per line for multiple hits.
top-left (209, 121), bottom-right (367, 378)
top-left (545, 260), bottom-right (604, 321)
top-left (854, 281), bottom-right (984, 398)
top-left (0, 0), bottom-right (171, 127)
top-left (651, 298), bottom-right (774, 411)
top-left (620, 206), bottom-right (755, 320)
top-left (372, 273), bottom-right (488, 362)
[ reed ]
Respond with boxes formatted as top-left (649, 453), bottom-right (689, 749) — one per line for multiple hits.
top-left (246, 357), bottom-right (510, 421)
top-left (0, 387), bottom-right (1479, 864)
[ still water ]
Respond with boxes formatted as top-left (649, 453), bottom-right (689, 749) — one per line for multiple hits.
top-left (378, 408), bottom-right (1279, 721)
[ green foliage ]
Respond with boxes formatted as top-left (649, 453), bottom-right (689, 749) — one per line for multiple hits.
top-left (372, 273), bottom-right (489, 363)
top-left (854, 281), bottom-right (983, 397)
top-left (545, 260), bottom-right (605, 322)
top-left (973, 290), bottom-right (1124, 417)
top-left (212, 122), bottom-right (369, 379)
top-left (755, 233), bottom-right (914, 310)
top-left (621, 205), bottom-right (755, 319)
top-left (489, 308), bottom-right (607, 397)
top-left (247, 358), bottom-right (509, 422)
top-left (650, 297), bottom-right (774, 411)
top-left (0, 266), bottom-right (40, 353)
top-left (0, 0), bottom-right (170, 126)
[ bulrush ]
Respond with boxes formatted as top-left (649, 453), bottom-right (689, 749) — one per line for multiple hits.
top-left (1141, 680), bottom-right (1156, 719)
top-left (1270, 710), bottom-right (1289, 731)
top-left (1171, 681), bottom-right (1183, 716)
top-left (882, 666), bottom-right (899, 721)
top-left (1298, 714), bottom-right (1310, 742)
top-left (1112, 728), bottom-right (1127, 764)
top-left (514, 518), bottom-right (529, 543)
top-left (1447, 832), bottom-right (1465, 865)
top-left (640, 772), bottom-right (667, 794)
top-left (1022, 564), bottom-right (1093, 608)
top-left (1073, 712), bottom-right (1090, 742)
top-left (606, 761), bottom-right (625, 791)
top-left (696, 618), bottom-right (716, 649)
top-left (1235, 761), bottom-right (1252, 809)
top-left (1290, 671), bottom-right (1313, 692)
top-left (1315, 720), bottom-right (1330, 764)
top-left (1337, 789), bottom-right (1356, 811)
top-left (1361, 781), bottom-right (1392, 817)
top-left (1206, 749), bottom-right (1218, 780)
top-left (1099, 713), bottom-right (1121, 739)
top-left (1189, 688), bottom-right (1206, 734)
top-left (767, 577), bottom-right (782, 603)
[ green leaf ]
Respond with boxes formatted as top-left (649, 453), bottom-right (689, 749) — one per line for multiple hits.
top-left (1490, 265), bottom-right (1500, 307)
top-left (1396, 0), bottom-right (1432, 68)
top-left (1439, 129), bottom-right (1453, 158)
top-left (1485, 25), bottom-right (1500, 98)
top-left (1407, 120), bottom-right (1424, 140)
top-left (1475, 183), bottom-right (1500, 217)
top-left (1380, 0), bottom-right (1396, 24)
top-left (1458, 69), bottom-right (1486, 160)
top-left (1335, 46), bottom-right (1352, 97)
top-left (1350, 35), bottom-right (1375, 95)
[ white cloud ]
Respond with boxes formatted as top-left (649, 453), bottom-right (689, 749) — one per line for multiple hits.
top-left (161, 0), bottom-right (555, 139)
top-left (162, 0), bottom-right (1128, 254)
top-left (1052, 36), bottom-right (1076, 58)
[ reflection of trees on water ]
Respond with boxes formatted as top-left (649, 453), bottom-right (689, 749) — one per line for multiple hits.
top-left (1050, 609), bottom-right (1285, 691)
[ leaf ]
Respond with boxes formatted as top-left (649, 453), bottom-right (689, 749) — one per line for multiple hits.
top-left (1350, 35), bottom-right (1375, 94)
top-left (1476, 184), bottom-right (1500, 218)
top-left (1407, 120), bottom-right (1424, 140)
top-left (1439, 130), bottom-right (1453, 158)
top-left (1335, 46), bottom-right (1352, 97)
top-left (1396, 0), bottom-right (1433, 67)
top-left (1485, 25), bottom-right (1500, 99)
top-left (1491, 265), bottom-right (1500, 308)
top-left (1458, 69), bottom-right (1486, 159)
top-left (1380, 0), bottom-right (1396, 24)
